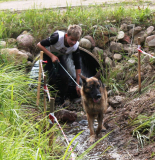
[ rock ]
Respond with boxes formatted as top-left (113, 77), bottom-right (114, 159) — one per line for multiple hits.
top-left (152, 31), bottom-right (155, 35)
top-left (79, 38), bottom-right (92, 49)
top-left (108, 96), bottom-right (125, 108)
top-left (129, 26), bottom-right (142, 37)
top-left (103, 49), bottom-right (113, 58)
top-left (146, 26), bottom-right (154, 36)
top-left (109, 36), bottom-right (117, 41)
top-left (71, 122), bottom-right (79, 126)
top-left (145, 35), bottom-right (155, 47)
top-left (113, 54), bottom-right (122, 61)
top-left (141, 63), bottom-right (152, 72)
top-left (115, 63), bottom-right (123, 70)
top-left (92, 47), bottom-right (105, 60)
top-left (20, 50), bottom-right (33, 61)
top-left (79, 119), bottom-right (88, 126)
top-left (123, 44), bottom-right (137, 55)
top-left (105, 57), bottom-right (113, 66)
top-left (106, 106), bottom-right (114, 113)
top-left (134, 31), bottom-right (146, 44)
top-left (145, 64), bottom-right (152, 71)
top-left (55, 109), bottom-right (77, 122)
top-left (110, 42), bottom-right (124, 53)
top-left (117, 31), bottom-right (125, 40)
top-left (27, 61), bottom-right (33, 67)
top-left (83, 35), bottom-right (95, 49)
top-left (96, 36), bottom-right (109, 48)
top-left (120, 23), bottom-right (128, 32)
top-left (1, 48), bottom-right (28, 64)
top-left (142, 55), bottom-right (150, 63)
top-left (17, 31), bottom-right (34, 50)
top-left (128, 59), bottom-right (136, 64)
top-left (0, 41), bottom-right (6, 48)
top-left (7, 38), bottom-right (17, 44)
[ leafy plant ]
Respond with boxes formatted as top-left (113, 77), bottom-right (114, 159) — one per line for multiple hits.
top-left (100, 64), bottom-right (126, 94)
top-left (132, 114), bottom-right (155, 147)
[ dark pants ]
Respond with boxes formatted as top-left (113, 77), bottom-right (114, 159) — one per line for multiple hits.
top-left (43, 54), bottom-right (69, 99)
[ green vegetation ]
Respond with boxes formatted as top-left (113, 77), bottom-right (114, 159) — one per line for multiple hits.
top-left (132, 113), bottom-right (155, 147)
top-left (0, 3), bottom-right (154, 41)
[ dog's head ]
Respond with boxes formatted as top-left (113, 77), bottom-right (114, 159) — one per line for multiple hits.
top-left (79, 70), bottom-right (103, 103)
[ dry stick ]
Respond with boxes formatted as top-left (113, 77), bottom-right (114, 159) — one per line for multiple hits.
top-left (138, 37), bottom-right (141, 94)
top-left (36, 51), bottom-right (43, 106)
top-left (49, 98), bottom-right (55, 155)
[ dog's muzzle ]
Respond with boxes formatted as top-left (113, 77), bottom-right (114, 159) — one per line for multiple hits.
top-left (93, 94), bottom-right (101, 103)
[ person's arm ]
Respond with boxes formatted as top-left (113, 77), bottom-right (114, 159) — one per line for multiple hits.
top-left (37, 42), bottom-right (59, 62)
top-left (37, 32), bottom-right (60, 63)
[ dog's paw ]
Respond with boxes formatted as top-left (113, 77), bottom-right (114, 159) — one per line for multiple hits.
top-left (89, 135), bottom-right (96, 143)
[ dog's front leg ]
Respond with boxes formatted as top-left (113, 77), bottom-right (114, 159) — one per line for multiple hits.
top-left (96, 113), bottom-right (103, 136)
top-left (87, 113), bottom-right (95, 143)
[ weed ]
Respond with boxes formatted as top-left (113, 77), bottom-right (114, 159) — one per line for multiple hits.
top-left (132, 114), bottom-right (155, 147)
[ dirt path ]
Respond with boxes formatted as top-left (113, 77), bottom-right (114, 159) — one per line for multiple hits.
top-left (0, 0), bottom-right (154, 11)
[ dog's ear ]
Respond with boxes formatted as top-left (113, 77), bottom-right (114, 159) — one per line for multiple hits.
top-left (94, 69), bottom-right (101, 79)
top-left (79, 74), bottom-right (87, 84)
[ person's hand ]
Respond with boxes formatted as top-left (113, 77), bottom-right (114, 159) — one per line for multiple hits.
top-left (76, 85), bottom-right (81, 96)
top-left (51, 55), bottom-right (59, 63)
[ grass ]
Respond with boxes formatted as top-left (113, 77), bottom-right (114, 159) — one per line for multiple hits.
top-left (0, 2), bottom-right (154, 41)
top-left (132, 114), bottom-right (155, 148)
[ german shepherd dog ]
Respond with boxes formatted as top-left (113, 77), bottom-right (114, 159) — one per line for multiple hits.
top-left (79, 70), bottom-right (108, 143)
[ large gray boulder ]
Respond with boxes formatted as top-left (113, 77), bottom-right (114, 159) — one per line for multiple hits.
top-left (129, 26), bottom-right (142, 37)
top-left (79, 38), bottom-right (92, 49)
top-left (1, 48), bottom-right (28, 64)
top-left (17, 31), bottom-right (34, 50)
top-left (145, 35), bottom-right (155, 47)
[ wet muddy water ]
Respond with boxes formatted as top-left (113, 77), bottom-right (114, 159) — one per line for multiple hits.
top-left (65, 120), bottom-right (128, 160)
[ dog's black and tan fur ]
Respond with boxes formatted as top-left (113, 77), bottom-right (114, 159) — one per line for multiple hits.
top-left (79, 70), bottom-right (108, 143)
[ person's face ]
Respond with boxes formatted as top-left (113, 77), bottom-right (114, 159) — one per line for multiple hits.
top-left (65, 34), bottom-right (79, 47)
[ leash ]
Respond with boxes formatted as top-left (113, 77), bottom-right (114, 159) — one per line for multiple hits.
top-left (58, 61), bottom-right (81, 89)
